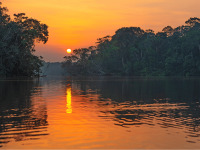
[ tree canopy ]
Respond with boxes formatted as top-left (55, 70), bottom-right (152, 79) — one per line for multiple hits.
top-left (0, 2), bottom-right (49, 77)
top-left (63, 17), bottom-right (200, 76)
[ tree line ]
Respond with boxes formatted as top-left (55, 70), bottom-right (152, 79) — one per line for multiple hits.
top-left (62, 17), bottom-right (200, 76)
top-left (0, 2), bottom-right (48, 77)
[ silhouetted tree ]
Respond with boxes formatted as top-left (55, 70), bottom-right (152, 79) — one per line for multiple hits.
top-left (0, 2), bottom-right (49, 77)
top-left (63, 17), bottom-right (200, 76)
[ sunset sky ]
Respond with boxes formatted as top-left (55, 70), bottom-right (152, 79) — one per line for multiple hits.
top-left (2, 0), bottom-right (200, 62)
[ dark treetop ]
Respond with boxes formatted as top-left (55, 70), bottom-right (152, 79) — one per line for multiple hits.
top-left (0, 2), bottom-right (49, 77)
top-left (63, 17), bottom-right (200, 76)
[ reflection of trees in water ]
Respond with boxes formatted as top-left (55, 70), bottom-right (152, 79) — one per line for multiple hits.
top-left (0, 80), bottom-right (48, 147)
top-left (99, 102), bottom-right (200, 143)
top-left (73, 77), bottom-right (200, 103)
top-left (73, 77), bottom-right (200, 143)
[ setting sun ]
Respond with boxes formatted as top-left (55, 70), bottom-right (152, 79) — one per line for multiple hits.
top-left (1, 0), bottom-right (200, 149)
top-left (66, 49), bottom-right (72, 54)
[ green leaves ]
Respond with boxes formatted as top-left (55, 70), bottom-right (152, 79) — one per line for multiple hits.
top-left (63, 17), bottom-right (200, 76)
top-left (0, 2), bottom-right (49, 77)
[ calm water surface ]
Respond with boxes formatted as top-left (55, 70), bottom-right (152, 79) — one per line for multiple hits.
top-left (0, 77), bottom-right (200, 149)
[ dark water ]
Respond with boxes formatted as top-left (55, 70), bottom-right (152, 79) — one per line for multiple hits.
top-left (0, 77), bottom-right (200, 149)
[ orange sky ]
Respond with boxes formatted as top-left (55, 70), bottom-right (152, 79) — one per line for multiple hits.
top-left (2, 0), bottom-right (200, 62)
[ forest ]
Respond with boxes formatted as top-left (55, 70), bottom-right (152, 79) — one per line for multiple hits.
top-left (0, 2), bottom-right (48, 77)
top-left (63, 17), bottom-right (200, 76)
top-left (1, 2), bottom-right (200, 77)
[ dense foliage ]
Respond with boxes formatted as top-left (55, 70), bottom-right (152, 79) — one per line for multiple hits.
top-left (0, 2), bottom-right (48, 77)
top-left (63, 17), bottom-right (200, 76)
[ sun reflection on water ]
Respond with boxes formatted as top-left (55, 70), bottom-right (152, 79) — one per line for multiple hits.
top-left (66, 85), bottom-right (72, 114)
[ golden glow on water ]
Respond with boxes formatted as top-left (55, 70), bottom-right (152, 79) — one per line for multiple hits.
top-left (66, 85), bottom-right (72, 114)
top-left (1, 78), bottom-right (200, 149)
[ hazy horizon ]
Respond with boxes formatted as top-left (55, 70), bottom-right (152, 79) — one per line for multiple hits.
top-left (2, 0), bottom-right (200, 62)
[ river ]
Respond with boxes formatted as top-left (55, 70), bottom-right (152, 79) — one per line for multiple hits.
top-left (0, 76), bottom-right (199, 149)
